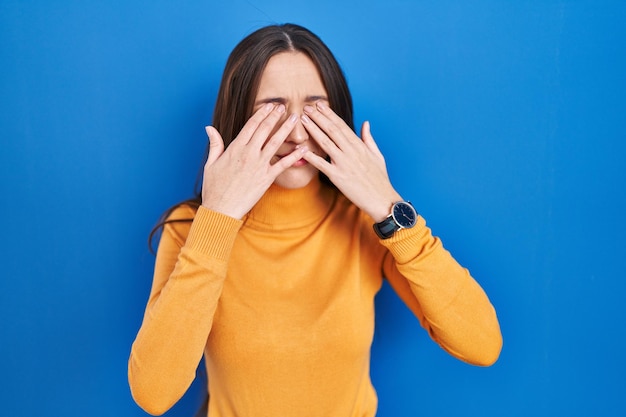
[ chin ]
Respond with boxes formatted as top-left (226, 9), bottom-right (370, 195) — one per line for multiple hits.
top-left (273, 167), bottom-right (318, 189)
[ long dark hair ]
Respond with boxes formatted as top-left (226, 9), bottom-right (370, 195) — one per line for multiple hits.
top-left (149, 23), bottom-right (354, 252)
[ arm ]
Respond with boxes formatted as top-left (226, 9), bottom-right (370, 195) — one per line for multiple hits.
top-left (128, 207), bottom-right (242, 415)
top-left (380, 216), bottom-right (502, 366)
top-left (301, 103), bottom-right (501, 365)
top-left (129, 103), bottom-right (305, 415)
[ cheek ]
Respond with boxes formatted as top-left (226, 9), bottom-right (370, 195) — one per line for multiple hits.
top-left (309, 142), bottom-right (327, 158)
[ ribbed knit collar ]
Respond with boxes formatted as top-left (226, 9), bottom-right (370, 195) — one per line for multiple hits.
top-left (245, 177), bottom-right (337, 230)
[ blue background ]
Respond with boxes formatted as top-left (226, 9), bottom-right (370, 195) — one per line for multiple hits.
top-left (1, 1), bottom-right (625, 416)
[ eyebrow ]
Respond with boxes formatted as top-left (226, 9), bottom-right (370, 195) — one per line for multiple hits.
top-left (254, 95), bottom-right (329, 105)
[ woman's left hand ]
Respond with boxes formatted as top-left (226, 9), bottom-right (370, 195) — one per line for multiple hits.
top-left (301, 102), bottom-right (403, 222)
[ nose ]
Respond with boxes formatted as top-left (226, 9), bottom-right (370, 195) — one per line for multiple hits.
top-left (286, 110), bottom-right (309, 144)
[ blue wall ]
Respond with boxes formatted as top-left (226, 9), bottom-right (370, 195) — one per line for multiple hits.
top-left (1, 1), bottom-right (625, 416)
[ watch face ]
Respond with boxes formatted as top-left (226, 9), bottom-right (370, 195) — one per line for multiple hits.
top-left (392, 202), bottom-right (417, 228)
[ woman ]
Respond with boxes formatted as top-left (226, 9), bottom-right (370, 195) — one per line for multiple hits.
top-left (128, 23), bottom-right (502, 417)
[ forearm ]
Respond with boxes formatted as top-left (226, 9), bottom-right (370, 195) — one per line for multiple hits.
top-left (383, 217), bottom-right (502, 366)
top-left (128, 207), bottom-right (242, 415)
top-left (410, 242), bottom-right (501, 366)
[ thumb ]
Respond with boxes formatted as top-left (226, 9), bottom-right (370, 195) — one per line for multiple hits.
top-left (361, 121), bottom-right (383, 159)
top-left (205, 126), bottom-right (225, 167)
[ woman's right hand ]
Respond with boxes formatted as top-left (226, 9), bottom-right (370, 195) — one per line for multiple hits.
top-left (201, 103), bottom-right (307, 219)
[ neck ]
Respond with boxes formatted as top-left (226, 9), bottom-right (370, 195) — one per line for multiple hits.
top-left (246, 177), bottom-right (336, 230)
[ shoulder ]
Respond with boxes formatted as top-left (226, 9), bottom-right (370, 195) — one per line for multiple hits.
top-left (159, 204), bottom-right (199, 247)
top-left (167, 203), bottom-right (199, 222)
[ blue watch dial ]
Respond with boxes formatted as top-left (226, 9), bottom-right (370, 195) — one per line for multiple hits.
top-left (392, 202), bottom-right (417, 228)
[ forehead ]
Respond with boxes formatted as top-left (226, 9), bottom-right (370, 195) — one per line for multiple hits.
top-left (256, 52), bottom-right (327, 98)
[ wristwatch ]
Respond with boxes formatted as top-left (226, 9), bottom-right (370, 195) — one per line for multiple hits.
top-left (373, 201), bottom-right (418, 239)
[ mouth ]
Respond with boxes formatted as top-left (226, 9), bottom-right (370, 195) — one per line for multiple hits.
top-left (291, 158), bottom-right (308, 167)
top-left (275, 154), bottom-right (308, 167)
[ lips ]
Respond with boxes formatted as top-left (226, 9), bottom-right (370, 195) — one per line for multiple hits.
top-left (273, 153), bottom-right (308, 167)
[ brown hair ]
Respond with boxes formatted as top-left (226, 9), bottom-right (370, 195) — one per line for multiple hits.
top-left (149, 23), bottom-right (354, 252)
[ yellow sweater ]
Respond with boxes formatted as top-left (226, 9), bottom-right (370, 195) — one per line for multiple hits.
top-left (128, 178), bottom-right (502, 416)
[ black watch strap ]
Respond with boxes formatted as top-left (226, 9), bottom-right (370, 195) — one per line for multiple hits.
top-left (373, 201), bottom-right (418, 239)
top-left (373, 216), bottom-right (399, 239)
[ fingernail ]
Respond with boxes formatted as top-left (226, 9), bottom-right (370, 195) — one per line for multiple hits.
top-left (301, 114), bottom-right (310, 124)
top-left (316, 101), bottom-right (327, 110)
top-left (277, 104), bottom-right (286, 114)
top-left (303, 105), bottom-right (314, 114)
top-left (300, 145), bottom-right (309, 153)
top-left (264, 103), bottom-right (274, 111)
top-left (289, 113), bottom-right (298, 123)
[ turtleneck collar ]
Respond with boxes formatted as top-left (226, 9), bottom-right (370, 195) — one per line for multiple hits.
top-left (245, 177), bottom-right (337, 231)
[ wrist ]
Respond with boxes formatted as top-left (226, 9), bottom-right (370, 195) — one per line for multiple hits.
top-left (372, 200), bottom-right (418, 239)
top-left (369, 192), bottom-right (403, 222)
top-left (201, 196), bottom-right (248, 220)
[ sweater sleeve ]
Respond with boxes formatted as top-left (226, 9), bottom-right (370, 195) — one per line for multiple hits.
top-left (128, 206), bottom-right (243, 415)
top-left (379, 215), bottom-right (502, 366)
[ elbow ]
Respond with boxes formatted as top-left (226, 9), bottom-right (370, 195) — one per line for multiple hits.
top-left (438, 319), bottom-right (503, 367)
top-left (474, 334), bottom-right (503, 366)
top-left (128, 360), bottom-right (178, 416)
top-left (483, 314), bottom-right (504, 366)
top-left (468, 325), bottom-right (503, 367)
top-left (488, 331), bottom-right (504, 366)
top-left (466, 303), bottom-right (504, 367)
top-left (129, 385), bottom-right (172, 416)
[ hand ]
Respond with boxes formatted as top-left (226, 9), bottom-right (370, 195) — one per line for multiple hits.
top-left (300, 102), bottom-right (402, 222)
top-left (202, 103), bottom-right (308, 219)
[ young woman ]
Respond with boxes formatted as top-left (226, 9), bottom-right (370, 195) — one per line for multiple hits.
top-left (128, 23), bottom-right (502, 417)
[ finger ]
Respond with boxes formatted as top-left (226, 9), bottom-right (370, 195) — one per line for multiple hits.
top-left (205, 126), bottom-right (224, 167)
top-left (270, 145), bottom-right (310, 174)
top-left (248, 104), bottom-right (287, 147)
top-left (303, 102), bottom-right (356, 148)
top-left (300, 113), bottom-right (342, 160)
top-left (261, 113), bottom-right (299, 158)
top-left (302, 105), bottom-right (350, 150)
top-left (361, 121), bottom-right (384, 160)
top-left (237, 102), bottom-right (276, 144)
top-left (301, 148), bottom-right (335, 177)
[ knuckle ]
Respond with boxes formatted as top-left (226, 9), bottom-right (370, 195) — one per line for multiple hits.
top-left (325, 124), bottom-right (340, 136)
top-left (265, 137), bottom-right (281, 150)
top-left (259, 116), bottom-right (277, 130)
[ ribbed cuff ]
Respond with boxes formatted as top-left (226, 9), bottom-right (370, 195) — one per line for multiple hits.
top-left (379, 215), bottom-right (431, 264)
top-left (185, 206), bottom-right (243, 261)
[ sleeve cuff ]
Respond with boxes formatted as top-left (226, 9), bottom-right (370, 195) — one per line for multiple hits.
top-left (378, 215), bottom-right (434, 265)
top-left (185, 205), bottom-right (244, 261)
